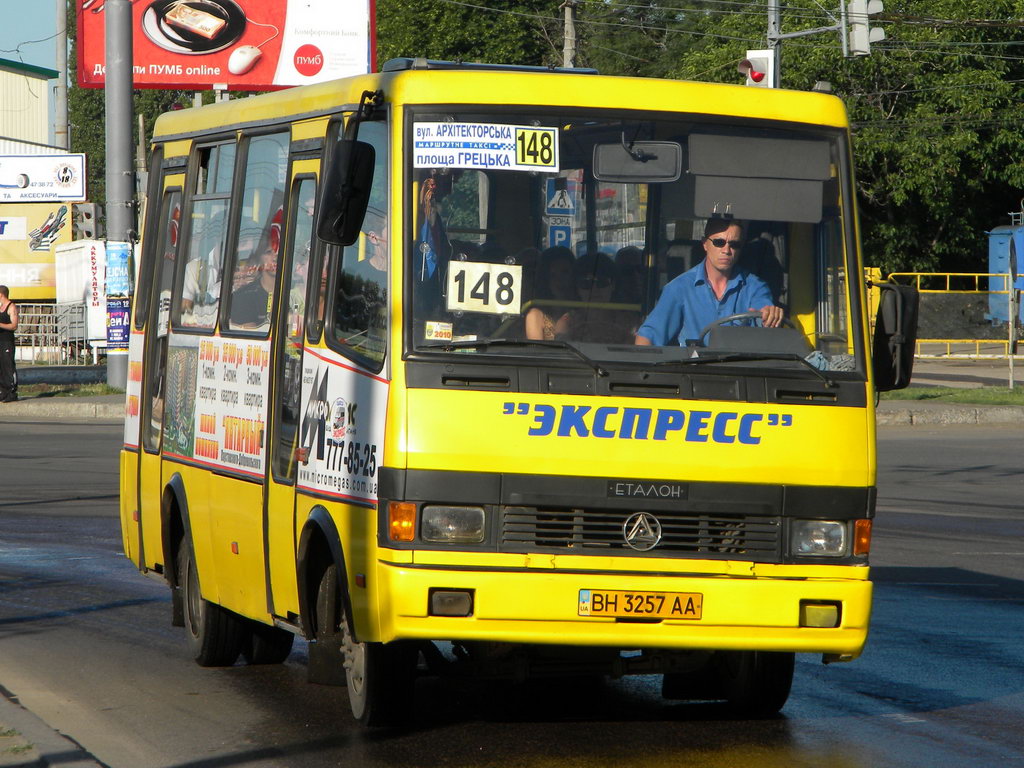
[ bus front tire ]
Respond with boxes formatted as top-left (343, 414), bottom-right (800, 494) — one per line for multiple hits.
top-left (721, 650), bottom-right (795, 718)
top-left (313, 564), bottom-right (416, 726)
top-left (178, 541), bottom-right (246, 667)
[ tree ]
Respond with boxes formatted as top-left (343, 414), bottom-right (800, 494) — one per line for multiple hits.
top-left (376, 0), bottom-right (561, 66)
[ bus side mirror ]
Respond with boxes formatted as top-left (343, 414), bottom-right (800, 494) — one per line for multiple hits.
top-left (871, 282), bottom-right (919, 392)
top-left (316, 139), bottom-right (375, 247)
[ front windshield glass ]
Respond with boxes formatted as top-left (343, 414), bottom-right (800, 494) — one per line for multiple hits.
top-left (407, 110), bottom-right (861, 375)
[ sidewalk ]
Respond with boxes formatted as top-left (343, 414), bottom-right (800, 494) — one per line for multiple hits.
top-left (4, 359), bottom-right (1024, 426)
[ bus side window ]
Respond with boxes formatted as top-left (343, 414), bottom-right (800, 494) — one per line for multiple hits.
top-left (174, 142), bottom-right (236, 330)
top-left (272, 176), bottom-right (316, 481)
top-left (328, 121), bottom-right (388, 370)
top-left (143, 187), bottom-right (183, 452)
top-left (225, 132), bottom-right (290, 334)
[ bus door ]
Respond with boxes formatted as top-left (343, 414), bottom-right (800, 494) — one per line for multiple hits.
top-left (265, 168), bottom-right (318, 617)
top-left (137, 174), bottom-right (185, 572)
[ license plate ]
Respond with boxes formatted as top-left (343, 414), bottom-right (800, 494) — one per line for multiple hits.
top-left (578, 589), bottom-right (703, 619)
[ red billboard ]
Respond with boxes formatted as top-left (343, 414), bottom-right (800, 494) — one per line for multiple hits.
top-left (77, 0), bottom-right (375, 90)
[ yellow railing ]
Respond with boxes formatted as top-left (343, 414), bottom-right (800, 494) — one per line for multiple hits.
top-left (885, 272), bottom-right (1014, 293)
top-left (864, 270), bottom-right (1021, 359)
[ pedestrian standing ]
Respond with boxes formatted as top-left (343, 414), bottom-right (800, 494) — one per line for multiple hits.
top-left (0, 285), bottom-right (19, 402)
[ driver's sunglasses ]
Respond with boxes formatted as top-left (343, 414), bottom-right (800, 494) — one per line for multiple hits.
top-left (709, 238), bottom-right (743, 249)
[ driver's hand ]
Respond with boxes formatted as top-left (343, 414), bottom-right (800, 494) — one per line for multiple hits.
top-left (757, 305), bottom-right (783, 328)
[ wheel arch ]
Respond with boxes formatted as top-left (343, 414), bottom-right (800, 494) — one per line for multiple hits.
top-left (296, 506), bottom-right (356, 641)
top-left (161, 472), bottom-right (192, 590)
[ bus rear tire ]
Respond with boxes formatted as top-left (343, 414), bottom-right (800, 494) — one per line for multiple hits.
top-left (178, 541), bottom-right (245, 667)
top-left (242, 622), bottom-right (294, 665)
top-left (721, 650), bottom-right (794, 718)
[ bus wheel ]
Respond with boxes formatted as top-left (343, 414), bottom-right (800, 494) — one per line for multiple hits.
top-left (308, 564), bottom-right (347, 685)
top-left (342, 632), bottom-right (417, 727)
top-left (313, 565), bottom-right (416, 726)
top-left (177, 541), bottom-right (245, 667)
top-left (721, 651), bottom-right (795, 718)
top-left (242, 622), bottom-right (295, 665)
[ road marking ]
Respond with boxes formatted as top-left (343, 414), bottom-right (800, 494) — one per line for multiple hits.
top-left (950, 552), bottom-right (1024, 556)
top-left (876, 506), bottom-right (1019, 520)
top-left (881, 713), bottom-right (927, 724)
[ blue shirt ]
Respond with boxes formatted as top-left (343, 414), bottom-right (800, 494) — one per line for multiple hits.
top-left (637, 260), bottom-right (774, 346)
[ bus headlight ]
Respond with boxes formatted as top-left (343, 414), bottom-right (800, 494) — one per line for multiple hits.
top-left (421, 505), bottom-right (486, 544)
top-left (791, 520), bottom-right (847, 556)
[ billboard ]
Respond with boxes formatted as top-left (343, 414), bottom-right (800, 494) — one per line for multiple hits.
top-left (0, 155), bottom-right (87, 203)
top-left (0, 203), bottom-right (73, 299)
top-left (77, 0), bottom-right (375, 91)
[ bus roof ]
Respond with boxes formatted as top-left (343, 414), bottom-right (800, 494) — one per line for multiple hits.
top-left (151, 63), bottom-right (849, 143)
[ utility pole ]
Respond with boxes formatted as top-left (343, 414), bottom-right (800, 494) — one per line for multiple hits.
top-left (562, 0), bottom-right (577, 69)
top-left (764, 1), bottom-right (878, 86)
top-left (104, 0), bottom-right (135, 388)
top-left (767, 0), bottom-right (781, 88)
top-left (54, 0), bottom-right (68, 149)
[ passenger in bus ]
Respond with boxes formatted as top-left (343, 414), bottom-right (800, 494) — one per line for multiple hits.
top-left (570, 252), bottom-right (638, 344)
top-left (613, 246), bottom-right (646, 306)
top-left (180, 255), bottom-right (221, 325)
top-left (230, 238), bottom-right (277, 330)
top-left (635, 218), bottom-right (783, 346)
top-left (525, 246), bottom-right (576, 340)
top-left (413, 171), bottom-right (453, 319)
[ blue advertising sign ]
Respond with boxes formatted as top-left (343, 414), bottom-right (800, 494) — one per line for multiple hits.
top-left (105, 240), bottom-right (131, 297)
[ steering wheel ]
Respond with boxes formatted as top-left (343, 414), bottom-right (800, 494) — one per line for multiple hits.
top-left (698, 310), bottom-right (794, 343)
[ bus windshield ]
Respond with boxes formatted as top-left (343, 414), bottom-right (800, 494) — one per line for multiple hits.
top-left (407, 109), bottom-right (860, 376)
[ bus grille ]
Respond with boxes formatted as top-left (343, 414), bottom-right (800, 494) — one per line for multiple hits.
top-left (500, 506), bottom-right (781, 560)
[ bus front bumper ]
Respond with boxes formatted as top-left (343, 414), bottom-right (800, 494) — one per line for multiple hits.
top-left (372, 560), bottom-right (872, 657)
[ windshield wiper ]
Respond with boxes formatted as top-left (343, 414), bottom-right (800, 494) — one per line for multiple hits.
top-left (652, 350), bottom-right (836, 387)
top-left (419, 338), bottom-right (609, 377)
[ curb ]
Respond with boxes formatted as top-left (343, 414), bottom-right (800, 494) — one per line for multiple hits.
top-left (0, 690), bottom-right (102, 768)
top-left (0, 400), bottom-right (123, 420)
top-left (875, 404), bottom-right (1024, 426)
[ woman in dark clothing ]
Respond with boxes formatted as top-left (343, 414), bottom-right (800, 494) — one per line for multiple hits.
top-left (0, 285), bottom-right (19, 402)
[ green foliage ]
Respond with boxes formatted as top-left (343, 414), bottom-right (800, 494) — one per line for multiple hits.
top-left (67, 1), bottom-right (1024, 278)
top-left (376, 0), bottom-right (560, 66)
top-left (882, 385), bottom-right (1024, 404)
top-left (578, 1), bottom-right (1024, 275)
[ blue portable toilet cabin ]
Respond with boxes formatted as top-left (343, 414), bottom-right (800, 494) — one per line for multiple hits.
top-left (986, 224), bottom-right (1024, 323)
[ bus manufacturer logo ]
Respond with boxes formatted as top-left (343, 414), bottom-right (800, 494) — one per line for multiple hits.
top-left (623, 512), bottom-right (662, 551)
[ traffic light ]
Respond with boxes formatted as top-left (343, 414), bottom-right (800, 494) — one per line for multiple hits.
top-left (73, 202), bottom-right (104, 240)
top-left (738, 50), bottom-right (774, 88)
top-left (848, 0), bottom-right (885, 57)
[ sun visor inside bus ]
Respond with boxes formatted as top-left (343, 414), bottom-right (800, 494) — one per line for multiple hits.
top-left (684, 133), bottom-right (830, 223)
top-left (692, 176), bottom-right (824, 223)
top-left (688, 134), bottom-right (831, 180)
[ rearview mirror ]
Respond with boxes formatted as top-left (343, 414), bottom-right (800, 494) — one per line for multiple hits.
top-left (872, 282), bottom-right (919, 391)
top-left (315, 139), bottom-right (376, 247)
top-left (593, 141), bottom-right (682, 183)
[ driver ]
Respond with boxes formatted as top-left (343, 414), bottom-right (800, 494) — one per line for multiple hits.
top-left (635, 218), bottom-right (783, 346)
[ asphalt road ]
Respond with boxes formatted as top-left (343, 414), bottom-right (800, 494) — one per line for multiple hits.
top-left (0, 418), bottom-right (1022, 768)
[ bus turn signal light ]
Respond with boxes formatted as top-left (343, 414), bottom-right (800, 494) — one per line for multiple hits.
top-left (388, 502), bottom-right (417, 542)
top-left (854, 519), bottom-right (872, 556)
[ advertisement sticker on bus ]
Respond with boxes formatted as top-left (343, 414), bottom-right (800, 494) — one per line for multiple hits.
top-left (163, 335), bottom-right (271, 477)
top-left (413, 123), bottom-right (559, 172)
top-left (297, 349), bottom-right (388, 506)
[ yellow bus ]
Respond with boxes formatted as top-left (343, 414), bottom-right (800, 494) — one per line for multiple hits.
top-left (120, 58), bottom-right (916, 726)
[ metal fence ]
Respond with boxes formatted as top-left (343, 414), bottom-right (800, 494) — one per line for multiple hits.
top-left (882, 271), bottom-right (1022, 359)
top-left (15, 302), bottom-right (98, 365)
